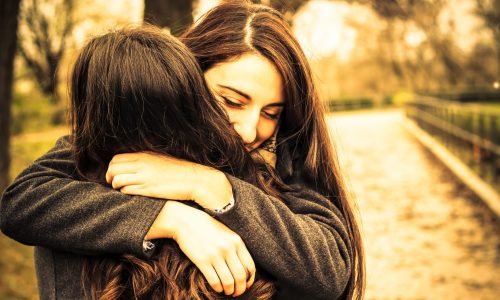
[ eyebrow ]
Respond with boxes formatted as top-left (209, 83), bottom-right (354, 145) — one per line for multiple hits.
top-left (217, 84), bottom-right (285, 107)
top-left (218, 84), bottom-right (251, 100)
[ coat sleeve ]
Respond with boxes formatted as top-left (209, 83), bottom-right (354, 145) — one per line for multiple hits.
top-left (207, 175), bottom-right (352, 300)
top-left (1, 136), bottom-right (352, 298)
top-left (0, 136), bottom-right (166, 257)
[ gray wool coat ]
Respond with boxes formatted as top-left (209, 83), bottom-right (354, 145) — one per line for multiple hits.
top-left (0, 136), bottom-right (352, 300)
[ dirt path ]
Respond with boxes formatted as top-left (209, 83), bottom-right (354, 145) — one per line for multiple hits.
top-left (329, 109), bottom-right (500, 299)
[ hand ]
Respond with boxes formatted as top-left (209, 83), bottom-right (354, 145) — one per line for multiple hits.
top-left (105, 152), bottom-right (233, 210)
top-left (149, 201), bottom-right (256, 296)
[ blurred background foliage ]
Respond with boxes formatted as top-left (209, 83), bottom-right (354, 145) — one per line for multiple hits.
top-left (0, 0), bottom-right (499, 298)
top-left (6, 0), bottom-right (500, 136)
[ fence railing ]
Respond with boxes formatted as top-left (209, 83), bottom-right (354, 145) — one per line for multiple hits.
top-left (405, 96), bottom-right (500, 191)
top-left (327, 98), bottom-right (374, 112)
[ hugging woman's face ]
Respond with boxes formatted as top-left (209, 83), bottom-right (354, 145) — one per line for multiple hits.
top-left (204, 53), bottom-right (284, 151)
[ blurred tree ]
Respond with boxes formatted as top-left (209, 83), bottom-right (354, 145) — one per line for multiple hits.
top-left (17, 0), bottom-right (74, 104)
top-left (0, 0), bottom-right (21, 191)
top-left (466, 42), bottom-right (497, 87)
top-left (251, 0), bottom-right (308, 22)
top-left (347, 0), bottom-right (464, 89)
top-left (475, 0), bottom-right (500, 78)
top-left (143, 0), bottom-right (308, 35)
top-left (411, 1), bottom-right (463, 87)
top-left (144, 0), bottom-right (194, 36)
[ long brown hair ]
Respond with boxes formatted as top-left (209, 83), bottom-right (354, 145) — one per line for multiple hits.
top-left (71, 26), bottom-right (275, 299)
top-left (181, 1), bottom-right (365, 299)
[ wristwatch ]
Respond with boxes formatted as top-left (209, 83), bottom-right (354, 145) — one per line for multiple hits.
top-left (212, 194), bottom-right (235, 214)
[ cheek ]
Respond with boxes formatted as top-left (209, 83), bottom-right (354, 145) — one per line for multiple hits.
top-left (257, 119), bottom-right (278, 141)
top-left (222, 107), bottom-right (237, 123)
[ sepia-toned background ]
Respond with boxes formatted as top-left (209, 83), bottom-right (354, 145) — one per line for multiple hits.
top-left (0, 0), bottom-right (499, 299)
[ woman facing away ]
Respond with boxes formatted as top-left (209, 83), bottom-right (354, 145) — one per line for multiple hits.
top-left (71, 25), bottom-right (275, 300)
top-left (0, 1), bottom-right (365, 299)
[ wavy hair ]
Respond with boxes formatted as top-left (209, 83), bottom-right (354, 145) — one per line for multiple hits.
top-left (181, 1), bottom-right (365, 299)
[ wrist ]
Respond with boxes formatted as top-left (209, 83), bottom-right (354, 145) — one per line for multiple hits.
top-left (194, 169), bottom-right (233, 211)
top-left (146, 201), bottom-right (180, 240)
top-left (211, 193), bottom-right (235, 214)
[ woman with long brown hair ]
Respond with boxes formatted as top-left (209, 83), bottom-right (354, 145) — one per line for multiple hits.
top-left (1, 1), bottom-right (364, 299)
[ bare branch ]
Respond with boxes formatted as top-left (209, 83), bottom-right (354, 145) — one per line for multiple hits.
top-left (18, 0), bottom-right (75, 103)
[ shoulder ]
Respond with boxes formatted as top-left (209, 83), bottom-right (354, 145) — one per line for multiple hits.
top-left (55, 135), bottom-right (71, 147)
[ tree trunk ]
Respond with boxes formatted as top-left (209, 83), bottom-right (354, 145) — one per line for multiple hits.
top-left (494, 0), bottom-right (500, 80)
top-left (144, 0), bottom-right (194, 36)
top-left (0, 0), bottom-right (21, 192)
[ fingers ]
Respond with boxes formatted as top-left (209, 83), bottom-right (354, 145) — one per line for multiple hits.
top-left (237, 244), bottom-right (256, 289)
top-left (107, 153), bottom-right (146, 184)
top-left (225, 250), bottom-right (249, 297)
top-left (106, 161), bottom-right (138, 184)
top-left (246, 271), bottom-right (256, 290)
top-left (197, 264), bottom-right (223, 294)
top-left (212, 256), bottom-right (236, 296)
top-left (109, 174), bottom-right (140, 190)
top-left (173, 212), bottom-right (254, 297)
top-left (119, 184), bottom-right (145, 195)
top-left (110, 153), bottom-right (140, 163)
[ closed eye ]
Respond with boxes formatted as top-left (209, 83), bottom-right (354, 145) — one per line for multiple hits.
top-left (262, 110), bottom-right (281, 120)
top-left (220, 95), bottom-right (244, 108)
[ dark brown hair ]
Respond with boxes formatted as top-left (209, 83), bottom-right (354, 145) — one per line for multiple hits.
top-left (71, 26), bottom-right (274, 299)
top-left (181, 1), bottom-right (365, 299)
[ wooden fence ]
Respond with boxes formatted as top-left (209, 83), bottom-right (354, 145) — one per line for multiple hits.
top-left (327, 98), bottom-right (374, 112)
top-left (405, 96), bottom-right (500, 191)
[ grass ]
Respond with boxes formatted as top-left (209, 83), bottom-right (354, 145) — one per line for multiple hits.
top-left (1, 127), bottom-right (67, 300)
top-left (475, 102), bottom-right (500, 111)
top-left (0, 233), bottom-right (38, 300)
top-left (9, 127), bottom-right (68, 178)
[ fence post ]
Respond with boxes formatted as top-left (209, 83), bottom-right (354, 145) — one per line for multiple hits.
top-left (409, 97), bottom-right (500, 192)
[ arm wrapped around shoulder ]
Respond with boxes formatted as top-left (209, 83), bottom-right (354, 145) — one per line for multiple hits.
top-left (0, 136), bottom-right (165, 257)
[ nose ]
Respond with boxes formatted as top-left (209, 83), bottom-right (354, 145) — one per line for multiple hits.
top-left (233, 110), bottom-right (259, 145)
